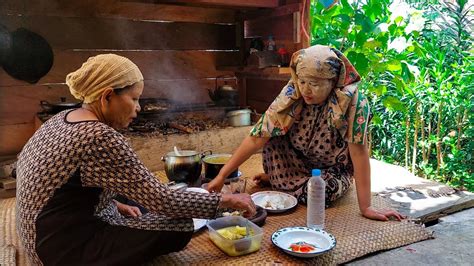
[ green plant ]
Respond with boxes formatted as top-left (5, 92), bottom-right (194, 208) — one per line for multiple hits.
top-left (310, 0), bottom-right (473, 191)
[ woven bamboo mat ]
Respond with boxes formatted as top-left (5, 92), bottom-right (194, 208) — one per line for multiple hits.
top-left (150, 170), bottom-right (433, 265)
top-left (0, 197), bottom-right (26, 266)
top-left (1, 155), bottom-right (433, 265)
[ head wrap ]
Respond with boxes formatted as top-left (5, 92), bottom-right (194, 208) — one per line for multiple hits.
top-left (66, 54), bottom-right (143, 103)
top-left (250, 45), bottom-right (361, 138)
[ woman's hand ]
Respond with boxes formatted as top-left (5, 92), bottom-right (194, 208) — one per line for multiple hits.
top-left (114, 200), bottom-right (142, 218)
top-left (219, 193), bottom-right (257, 217)
top-left (252, 173), bottom-right (270, 187)
top-left (361, 206), bottom-right (405, 221)
top-left (207, 176), bottom-right (226, 192)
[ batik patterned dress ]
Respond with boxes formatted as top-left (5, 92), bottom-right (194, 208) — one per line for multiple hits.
top-left (256, 88), bottom-right (370, 204)
top-left (249, 45), bottom-right (370, 205)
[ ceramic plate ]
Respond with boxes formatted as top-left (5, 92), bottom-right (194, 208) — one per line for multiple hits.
top-left (271, 227), bottom-right (336, 258)
top-left (251, 191), bottom-right (298, 213)
top-left (185, 187), bottom-right (209, 232)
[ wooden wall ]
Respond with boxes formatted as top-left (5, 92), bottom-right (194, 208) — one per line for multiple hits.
top-left (0, 0), bottom-right (241, 156)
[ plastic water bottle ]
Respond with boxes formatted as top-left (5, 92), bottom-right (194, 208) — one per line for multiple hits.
top-left (307, 169), bottom-right (325, 229)
top-left (267, 35), bottom-right (276, 51)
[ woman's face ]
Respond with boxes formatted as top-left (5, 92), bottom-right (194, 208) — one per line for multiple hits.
top-left (105, 81), bottom-right (143, 129)
top-left (297, 77), bottom-right (334, 105)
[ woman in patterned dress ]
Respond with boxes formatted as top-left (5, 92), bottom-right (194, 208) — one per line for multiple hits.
top-left (208, 45), bottom-right (403, 222)
top-left (16, 54), bottom-right (256, 265)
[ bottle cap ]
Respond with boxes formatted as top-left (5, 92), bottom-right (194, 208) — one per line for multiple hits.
top-left (312, 169), bottom-right (321, 176)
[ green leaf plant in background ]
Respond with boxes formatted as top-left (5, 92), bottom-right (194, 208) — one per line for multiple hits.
top-left (310, 0), bottom-right (473, 191)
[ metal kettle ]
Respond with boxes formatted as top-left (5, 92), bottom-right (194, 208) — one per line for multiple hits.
top-left (208, 75), bottom-right (238, 106)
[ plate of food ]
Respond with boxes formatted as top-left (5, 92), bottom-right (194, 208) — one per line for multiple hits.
top-left (271, 227), bottom-right (336, 258)
top-left (185, 187), bottom-right (210, 232)
top-left (251, 191), bottom-right (298, 213)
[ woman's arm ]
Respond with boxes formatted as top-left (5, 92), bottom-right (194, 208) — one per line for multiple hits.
top-left (348, 142), bottom-right (404, 221)
top-left (207, 135), bottom-right (269, 192)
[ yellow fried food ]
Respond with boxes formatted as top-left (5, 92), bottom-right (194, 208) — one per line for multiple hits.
top-left (216, 226), bottom-right (253, 240)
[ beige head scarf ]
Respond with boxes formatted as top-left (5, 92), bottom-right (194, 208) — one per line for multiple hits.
top-left (250, 45), bottom-right (361, 138)
top-left (66, 54), bottom-right (144, 103)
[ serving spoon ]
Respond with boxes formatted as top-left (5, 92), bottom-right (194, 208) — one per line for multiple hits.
top-left (174, 146), bottom-right (182, 156)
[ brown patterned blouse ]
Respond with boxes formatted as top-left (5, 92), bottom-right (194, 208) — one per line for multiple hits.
top-left (16, 110), bottom-right (221, 265)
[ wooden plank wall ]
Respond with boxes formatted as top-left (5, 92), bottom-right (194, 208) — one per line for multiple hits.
top-left (0, 0), bottom-right (240, 156)
top-left (241, 0), bottom-right (308, 114)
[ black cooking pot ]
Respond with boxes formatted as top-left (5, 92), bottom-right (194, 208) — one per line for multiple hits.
top-left (161, 150), bottom-right (211, 184)
top-left (40, 97), bottom-right (82, 114)
top-left (202, 153), bottom-right (239, 181)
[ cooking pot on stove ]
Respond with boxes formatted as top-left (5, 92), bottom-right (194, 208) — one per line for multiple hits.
top-left (40, 97), bottom-right (82, 114)
top-left (161, 150), bottom-right (212, 184)
top-left (202, 153), bottom-right (239, 181)
top-left (208, 75), bottom-right (238, 106)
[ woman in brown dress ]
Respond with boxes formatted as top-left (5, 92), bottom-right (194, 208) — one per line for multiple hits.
top-left (16, 54), bottom-right (256, 265)
top-left (208, 45), bottom-right (403, 222)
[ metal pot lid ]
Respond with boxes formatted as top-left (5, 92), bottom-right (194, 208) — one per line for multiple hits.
top-left (165, 150), bottom-right (199, 157)
top-left (226, 109), bottom-right (252, 116)
top-left (218, 84), bottom-right (236, 91)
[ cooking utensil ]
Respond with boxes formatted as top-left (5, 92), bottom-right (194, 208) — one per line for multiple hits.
top-left (202, 153), bottom-right (239, 181)
top-left (161, 150), bottom-right (211, 184)
top-left (40, 97), bottom-right (82, 114)
top-left (2, 28), bottom-right (54, 84)
top-left (174, 146), bottom-right (182, 156)
top-left (208, 75), bottom-right (238, 106)
top-left (227, 109), bottom-right (252, 127)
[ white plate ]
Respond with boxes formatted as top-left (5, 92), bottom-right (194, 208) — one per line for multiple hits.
top-left (251, 191), bottom-right (298, 213)
top-left (271, 227), bottom-right (336, 258)
top-left (185, 187), bottom-right (209, 232)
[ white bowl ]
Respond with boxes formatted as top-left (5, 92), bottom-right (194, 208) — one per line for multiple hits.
top-left (271, 226), bottom-right (336, 258)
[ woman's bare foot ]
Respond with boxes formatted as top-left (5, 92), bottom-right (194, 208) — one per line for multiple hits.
top-left (252, 173), bottom-right (270, 187)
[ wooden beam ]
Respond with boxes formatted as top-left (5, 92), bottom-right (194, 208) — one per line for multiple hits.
top-left (128, 0), bottom-right (280, 8)
top-left (106, 2), bottom-right (236, 23)
top-left (0, 0), bottom-right (236, 24)
top-left (1, 15), bottom-right (236, 50)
